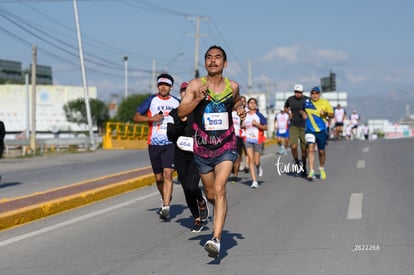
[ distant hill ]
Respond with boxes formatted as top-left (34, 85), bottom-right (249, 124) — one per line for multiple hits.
top-left (347, 94), bottom-right (414, 123)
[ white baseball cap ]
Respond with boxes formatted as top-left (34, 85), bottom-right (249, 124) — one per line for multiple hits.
top-left (294, 84), bottom-right (304, 92)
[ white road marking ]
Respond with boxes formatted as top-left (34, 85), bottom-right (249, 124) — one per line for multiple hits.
top-left (0, 192), bottom-right (159, 247)
top-left (347, 193), bottom-right (363, 220)
top-left (357, 160), bottom-right (365, 168)
top-left (363, 147), bottom-right (369, 152)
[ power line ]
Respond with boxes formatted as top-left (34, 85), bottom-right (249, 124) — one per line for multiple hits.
top-left (1, 1), bottom-right (251, 92)
top-left (0, 6), bottom-right (153, 78)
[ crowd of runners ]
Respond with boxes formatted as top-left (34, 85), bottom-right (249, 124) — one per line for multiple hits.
top-left (132, 44), bottom-right (369, 260)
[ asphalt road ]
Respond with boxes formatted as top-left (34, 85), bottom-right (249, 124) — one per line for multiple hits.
top-left (0, 139), bottom-right (413, 274)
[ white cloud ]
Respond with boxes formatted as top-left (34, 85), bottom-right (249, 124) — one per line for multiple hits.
top-left (261, 46), bottom-right (349, 67)
top-left (346, 73), bottom-right (367, 84)
top-left (262, 46), bottom-right (301, 63)
top-left (315, 49), bottom-right (349, 64)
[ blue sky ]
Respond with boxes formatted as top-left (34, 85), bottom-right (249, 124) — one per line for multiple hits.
top-left (1, 0), bottom-right (413, 103)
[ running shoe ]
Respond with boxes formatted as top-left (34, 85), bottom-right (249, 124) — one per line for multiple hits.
top-left (319, 167), bottom-right (327, 180)
top-left (307, 170), bottom-right (315, 180)
top-left (231, 177), bottom-right (237, 184)
top-left (198, 197), bottom-right (209, 222)
top-left (158, 196), bottom-right (172, 214)
top-left (157, 198), bottom-right (163, 215)
top-left (250, 180), bottom-right (259, 188)
top-left (299, 166), bottom-right (308, 178)
top-left (159, 205), bottom-right (170, 220)
top-left (258, 166), bottom-right (263, 177)
top-left (204, 238), bottom-right (220, 258)
top-left (191, 220), bottom-right (203, 232)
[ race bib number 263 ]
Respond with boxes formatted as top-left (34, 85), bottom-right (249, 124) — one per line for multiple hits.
top-left (203, 112), bottom-right (229, 131)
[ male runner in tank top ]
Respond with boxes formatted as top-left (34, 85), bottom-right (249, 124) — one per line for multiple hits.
top-left (178, 45), bottom-right (245, 258)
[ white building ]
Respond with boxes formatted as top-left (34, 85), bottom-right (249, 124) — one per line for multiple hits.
top-left (0, 84), bottom-right (97, 139)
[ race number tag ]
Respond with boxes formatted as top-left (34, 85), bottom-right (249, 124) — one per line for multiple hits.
top-left (279, 128), bottom-right (287, 134)
top-left (177, 136), bottom-right (193, 152)
top-left (246, 129), bottom-right (258, 139)
top-left (203, 112), bottom-right (229, 131)
top-left (305, 133), bottom-right (316, 143)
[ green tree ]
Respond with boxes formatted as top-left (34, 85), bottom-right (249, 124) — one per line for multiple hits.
top-left (113, 93), bottom-right (151, 122)
top-left (63, 98), bottom-right (110, 134)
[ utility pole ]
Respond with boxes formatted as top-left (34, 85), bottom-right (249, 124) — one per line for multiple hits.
top-left (152, 59), bottom-right (156, 93)
top-left (73, 0), bottom-right (95, 150)
top-left (187, 16), bottom-right (208, 78)
top-left (25, 73), bottom-right (30, 140)
top-left (30, 45), bottom-right (37, 154)
top-left (124, 56), bottom-right (128, 98)
top-left (248, 60), bottom-right (252, 96)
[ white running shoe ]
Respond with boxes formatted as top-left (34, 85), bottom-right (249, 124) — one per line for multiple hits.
top-left (250, 181), bottom-right (259, 188)
top-left (159, 205), bottom-right (170, 220)
top-left (204, 238), bottom-right (220, 258)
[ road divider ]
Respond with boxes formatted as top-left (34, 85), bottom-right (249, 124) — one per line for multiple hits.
top-left (0, 166), bottom-right (158, 231)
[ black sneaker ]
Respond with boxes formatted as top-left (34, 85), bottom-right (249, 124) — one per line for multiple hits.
top-left (231, 177), bottom-right (240, 184)
top-left (191, 220), bottom-right (203, 232)
top-left (198, 197), bottom-right (209, 222)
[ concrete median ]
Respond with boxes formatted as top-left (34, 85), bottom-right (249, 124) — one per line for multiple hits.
top-left (0, 167), bottom-right (156, 231)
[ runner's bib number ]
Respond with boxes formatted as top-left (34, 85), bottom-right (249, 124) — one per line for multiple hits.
top-left (203, 112), bottom-right (229, 131)
top-left (177, 136), bottom-right (193, 152)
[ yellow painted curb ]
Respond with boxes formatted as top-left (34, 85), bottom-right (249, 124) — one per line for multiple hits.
top-left (0, 174), bottom-right (155, 231)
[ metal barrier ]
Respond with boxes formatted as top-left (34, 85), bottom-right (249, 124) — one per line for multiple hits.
top-left (103, 122), bottom-right (149, 150)
top-left (102, 122), bottom-right (277, 150)
top-left (3, 137), bottom-right (94, 157)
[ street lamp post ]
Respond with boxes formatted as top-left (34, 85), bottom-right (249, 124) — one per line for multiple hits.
top-left (124, 56), bottom-right (128, 98)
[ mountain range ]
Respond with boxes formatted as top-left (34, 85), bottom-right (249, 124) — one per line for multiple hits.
top-left (347, 94), bottom-right (414, 123)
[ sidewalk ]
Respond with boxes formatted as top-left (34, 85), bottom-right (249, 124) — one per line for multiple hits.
top-left (0, 166), bottom-right (155, 231)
